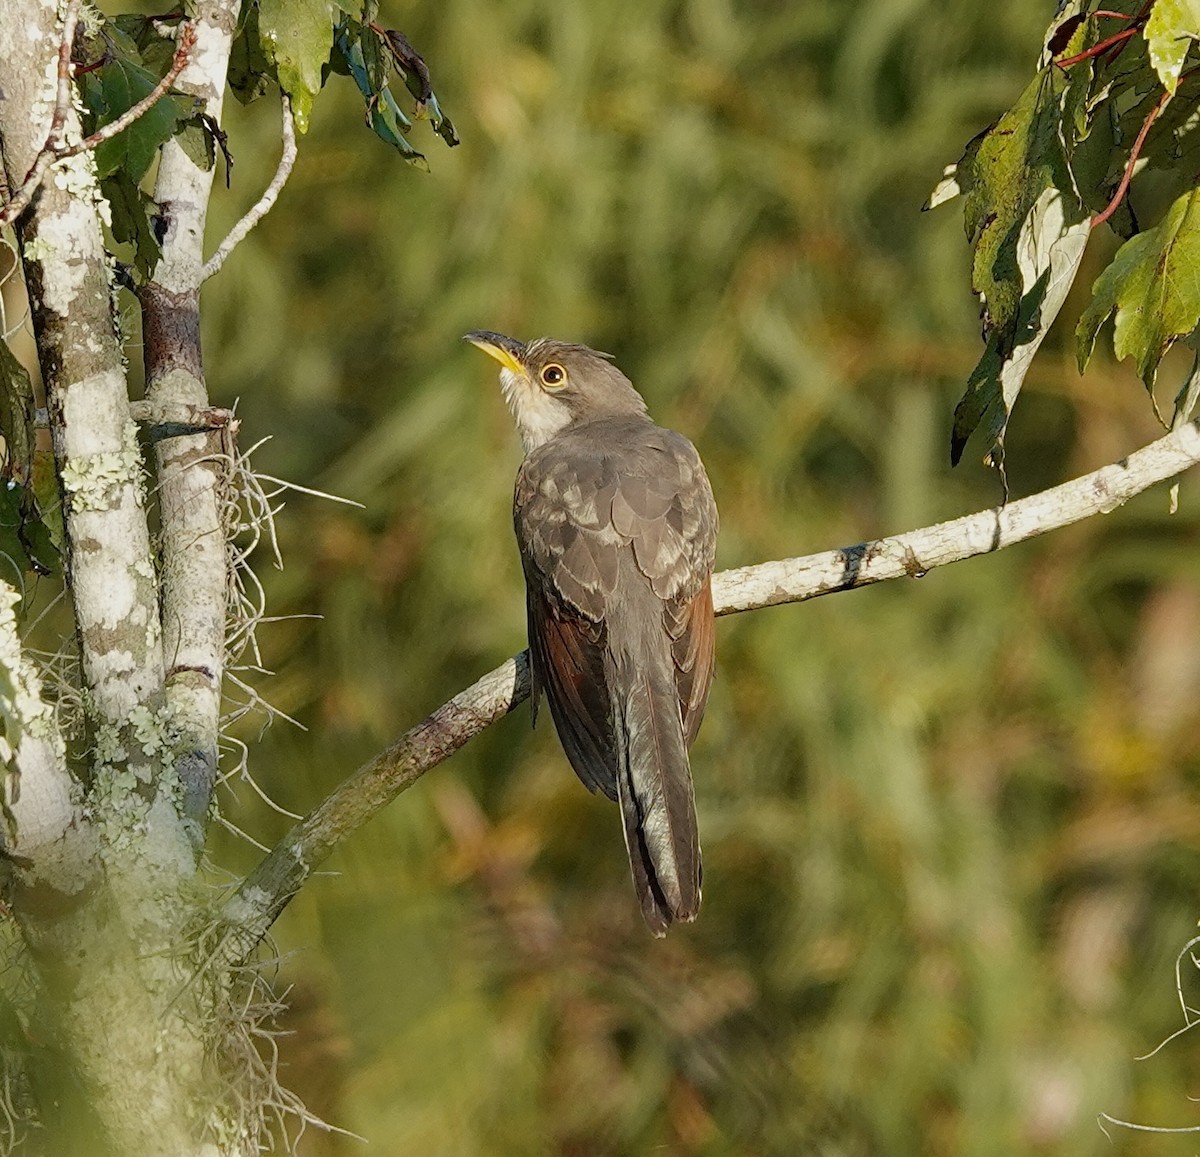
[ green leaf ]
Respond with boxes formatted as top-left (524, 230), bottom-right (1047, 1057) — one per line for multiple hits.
top-left (946, 59), bottom-right (1090, 467)
top-left (1145, 0), bottom-right (1200, 93)
top-left (0, 341), bottom-right (34, 487)
top-left (18, 505), bottom-right (57, 576)
top-left (1171, 346), bottom-right (1200, 428)
top-left (1057, 11), bottom-right (1102, 142)
top-left (259, 0), bottom-right (336, 132)
top-left (335, 27), bottom-right (424, 164)
top-left (174, 116), bottom-right (215, 172)
top-left (1052, 9), bottom-right (1140, 229)
top-left (101, 171), bottom-right (163, 280)
top-left (360, 21), bottom-right (388, 94)
top-left (951, 191), bottom-right (1090, 466)
top-left (951, 333), bottom-right (1008, 470)
top-left (0, 347), bottom-right (58, 578)
top-left (1077, 187), bottom-right (1200, 388)
top-left (1041, 0), bottom-right (1089, 64)
top-left (0, 486), bottom-right (31, 589)
top-left (331, 22), bottom-right (459, 162)
top-left (1064, 104), bottom-right (1128, 225)
top-left (228, 2), bottom-right (274, 105)
top-left (958, 67), bottom-right (1081, 356)
top-left (420, 91), bottom-right (459, 149)
top-left (91, 55), bottom-right (192, 183)
top-left (0, 479), bottom-right (57, 582)
top-left (30, 451), bottom-right (63, 558)
top-left (112, 13), bottom-right (179, 74)
top-left (380, 29), bottom-right (460, 147)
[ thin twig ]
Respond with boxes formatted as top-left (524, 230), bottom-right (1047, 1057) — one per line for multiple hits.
top-left (52, 0), bottom-right (81, 148)
top-left (201, 94), bottom-right (297, 283)
top-left (1135, 933), bottom-right (1200, 1059)
top-left (1098, 1113), bottom-right (1200, 1136)
top-left (72, 56), bottom-right (109, 77)
top-left (1177, 933), bottom-right (1200, 1022)
top-left (1092, 82), bottom-right (1172, 228)
top-left (0, 14), bottom-right (193, 228)
top-left (0, 0), bottom-right (81, 227)
top-left (1055, 26), bottom-right (1137, 69)
top-left (1134, 1017), bottom-right (1199, 1061)
top-left (252, 473), bottom-right (365, 508)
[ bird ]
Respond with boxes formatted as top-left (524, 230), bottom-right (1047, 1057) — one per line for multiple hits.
top-left (466, 330), bottom-right (718, 935)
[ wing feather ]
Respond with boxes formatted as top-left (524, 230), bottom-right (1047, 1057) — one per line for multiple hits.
top-left (524, 581), bottom-right (617, 800)
top-left (513, 415), bottom-right (718, 932)
top-left (668, 578), bottom-right (715, 746)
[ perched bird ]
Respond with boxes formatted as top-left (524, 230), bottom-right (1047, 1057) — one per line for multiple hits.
top-left (466, 330), bottom-right (718, 935)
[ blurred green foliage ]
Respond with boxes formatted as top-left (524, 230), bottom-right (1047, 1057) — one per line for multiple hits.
top-left (107, 0), bottom-right (1200, 1151)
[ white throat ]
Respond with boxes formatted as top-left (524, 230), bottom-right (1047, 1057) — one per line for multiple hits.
top-left (500, 368), bottom-right (573, 451)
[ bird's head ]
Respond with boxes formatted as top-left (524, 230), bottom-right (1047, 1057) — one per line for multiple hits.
top-left (465, 330), bottom-right (647, 451)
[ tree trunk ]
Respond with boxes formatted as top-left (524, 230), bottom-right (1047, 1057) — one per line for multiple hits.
top-left (0, 4), bottom-right (227, 1151)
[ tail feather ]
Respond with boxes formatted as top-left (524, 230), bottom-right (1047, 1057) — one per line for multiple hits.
top-left (612, 660), bottom-right (701, 936)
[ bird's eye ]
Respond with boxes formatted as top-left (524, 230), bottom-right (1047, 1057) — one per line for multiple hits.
top-left (540, 363), bottom-right (566, 388)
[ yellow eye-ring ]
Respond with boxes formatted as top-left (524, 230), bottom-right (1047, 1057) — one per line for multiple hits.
top-left (540, 363), bottom-right (567, 388)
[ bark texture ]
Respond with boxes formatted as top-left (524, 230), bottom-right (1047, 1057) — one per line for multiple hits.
top-left (0, 4), bottom-right (216, 1152)
top-left (144, 0), bottom-right (240, 838)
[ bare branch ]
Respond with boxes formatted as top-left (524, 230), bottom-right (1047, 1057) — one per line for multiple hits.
top-left (201, 93), bottom-right (297, 283)
top-left (0, 15), bottom-right (194, 228)
top-left (128, 398), bottom-right (238, 435)
top-left (709, 418), bottom-right (1200, 613)
top-left (219, 652), bottom-right (532, 964)
top-left (219, 418), bottom-right (1200, 957)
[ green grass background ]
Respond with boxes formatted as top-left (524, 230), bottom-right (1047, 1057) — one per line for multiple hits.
top-left (117, 0), bottom-right (1200, 1151)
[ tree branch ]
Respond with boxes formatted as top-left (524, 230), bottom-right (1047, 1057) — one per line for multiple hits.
top-left (201, 92), bottom-right (297, 283)
top-left (0, 0), bottom-right (163, 726)
top-left (0, 581), bottom-right (95, 895)
top-left (144, 0), bottom-right (240, 838)
top-left (0, 0), bottom-right (79, 228)
top-left (709, 420), bottom-right (1196, 613)
top-left (218, 417), bottom-right (1200, 958)
top-left (0, 13), bottom-right (194, 228)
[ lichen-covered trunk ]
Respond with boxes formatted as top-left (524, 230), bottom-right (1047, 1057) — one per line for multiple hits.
top-left (0, 2), bottom-right (233, 1152)
top-left (15, 890), bottom-right (212, 1155)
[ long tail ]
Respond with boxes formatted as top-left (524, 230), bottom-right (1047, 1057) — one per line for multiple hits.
top-left (611, 655), bottom-right (701, 936)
